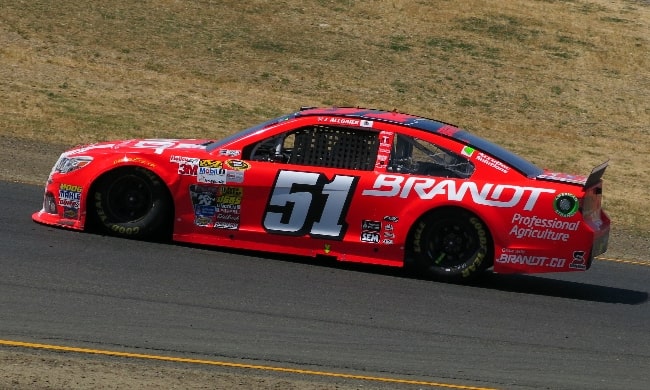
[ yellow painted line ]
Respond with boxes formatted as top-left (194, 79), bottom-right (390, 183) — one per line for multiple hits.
top-left (595, 256), bottom-right (650, 267)
top-left (0, 339), bottom-right (499, 390)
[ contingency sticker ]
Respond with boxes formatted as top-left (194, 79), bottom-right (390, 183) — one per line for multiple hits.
top-left (189, 184), bottom-right (242, 229)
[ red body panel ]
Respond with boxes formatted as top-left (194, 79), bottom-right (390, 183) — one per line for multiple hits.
top-left (33, 108), bottom-right (610, 275)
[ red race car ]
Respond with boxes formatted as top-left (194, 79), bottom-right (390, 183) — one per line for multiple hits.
top-left (33, 107), bottom-right (610, 281)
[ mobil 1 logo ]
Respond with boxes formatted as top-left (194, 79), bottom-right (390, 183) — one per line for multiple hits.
top-left (263, 170), bottom-right (358, 240)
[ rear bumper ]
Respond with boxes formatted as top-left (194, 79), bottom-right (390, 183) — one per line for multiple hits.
top-left (587, 213), bottom-right (610, 264)
top-left (493, 211), bottom-right (610, 274)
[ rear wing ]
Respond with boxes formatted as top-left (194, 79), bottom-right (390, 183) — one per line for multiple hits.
top-left (583, 160), bottom-right (609, 190)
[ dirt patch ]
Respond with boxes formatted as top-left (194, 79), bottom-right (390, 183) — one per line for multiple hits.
top-left (0, 348), bottom-right (377, 390)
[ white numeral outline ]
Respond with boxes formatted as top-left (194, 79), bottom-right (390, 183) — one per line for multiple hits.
top-left (263, 170), bottom-right (358, 239)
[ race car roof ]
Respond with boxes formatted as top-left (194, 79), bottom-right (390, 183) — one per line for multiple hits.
top-left (209, 107), bottom-right (544, 178)
top-left (298, 107), bottom-right (544, 178)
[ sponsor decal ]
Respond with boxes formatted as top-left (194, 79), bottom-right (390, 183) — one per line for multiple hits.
top-left (190, 185), bottom-right (217, 203)
top-left (174, 158), bottom-right (246, 184)
top-left (219, 149), bottom-right (241, 157)
top-left (199, 159), bottom-right (223, 168)
top-left (362, 220), bottom-right (381, 231)
top-left (363, 174), bottom-right (554, 210)
top-left (461, 146), bottom-right (475, 158)
top-left (317, 117), bottom-right (374, 128)
top-left (178, 162), bottom-right (198, 176)
top-left (214, 222), bottom-right (239, 230)
top-left (379, 132), bottom-right (393, 147)
top-left (475, 152), bottom-right (509, 173)
top-left (216, 186), bottom-right (243, 205)
top-left (59, 183), bottom-right (82, 208)
top-left (113, 157), bottom-right (156, 168)
top-left (189, 185), bottom-right (243, 229)
top-left (224, 159), bottom-right (251, 171)
top-left (60, 183), bottom-right (82, 192)
top-left (171, 156), bottom-right (200, 176)
top-left (214, 186), bottom-right (243, 230)
top-left (189, 185), bottom-right (218, 226)
top-left (361, 219), bottom-right (381, 244)
top-left (496, 249), bottom-right (566, 268)
top-left (198, 166), bottom-right (227, 184)
top-left (194, 205), bottom-right (217, 227)
top-left (170, 156), bottom-right (200, 164)
top-left (226, 170), bottom-right (245, 183)
top-left (508, 213), bottom-right (578, 242)
top-left (361, 231), bottom-right (380, 243)
top-left (63, 207), bottom-right (79, 219)
top-left (382, 224), bottom-right (397, 244)
top-left (376, 133), bottom-right (392, 170)
top-left (59, 199), bottom-right (80, 208)
top-left (569, 250), bottom-right (587, 270)
top-left (554, 193), bottom-right (579, 217)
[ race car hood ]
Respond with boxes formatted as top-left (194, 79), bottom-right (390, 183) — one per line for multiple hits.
top-left (64, 139), bottom-right (214, 156)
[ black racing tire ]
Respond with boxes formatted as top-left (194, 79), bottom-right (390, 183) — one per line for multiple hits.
top-left (407, 208), bottom-right (492, 282)
top-left (91, 167), bottom-right (171, 240)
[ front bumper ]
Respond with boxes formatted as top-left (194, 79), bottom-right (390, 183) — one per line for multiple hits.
top-left (32, 182), bottom-right (85, 231)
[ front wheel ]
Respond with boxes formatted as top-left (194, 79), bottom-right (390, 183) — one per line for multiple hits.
top-left (407, 209), bottom-right (492, 282)
top-left (91, 167), bottom-right (171, 239)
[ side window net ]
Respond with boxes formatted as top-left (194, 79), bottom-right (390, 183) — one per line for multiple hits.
top-left (247, 126), bottom-right (379, 171)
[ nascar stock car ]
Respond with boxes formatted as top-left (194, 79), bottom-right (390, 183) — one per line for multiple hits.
top-left (33, 107), bottom-right (610, 282)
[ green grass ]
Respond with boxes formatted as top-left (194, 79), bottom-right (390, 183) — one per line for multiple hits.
top-left (0, 0), bottom-right (648, 235)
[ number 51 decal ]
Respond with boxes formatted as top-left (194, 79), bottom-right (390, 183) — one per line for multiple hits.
top-left (263, 170), bottom-right (358, 239)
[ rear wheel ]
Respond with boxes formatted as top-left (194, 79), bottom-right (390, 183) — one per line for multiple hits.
top-left (91, 167), bottom-right (171, 239)
top-left (407, 209), bottom-right (491, 282)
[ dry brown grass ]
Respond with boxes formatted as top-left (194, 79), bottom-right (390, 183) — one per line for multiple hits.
top-left (0, 0), bottom-right (648, 233)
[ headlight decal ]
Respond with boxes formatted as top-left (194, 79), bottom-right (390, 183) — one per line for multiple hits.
top-left (54, 156), bottom-right (93, 174)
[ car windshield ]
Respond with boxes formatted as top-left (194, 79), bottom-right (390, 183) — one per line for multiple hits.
top-left (206, 113), bottom-right (296, 152)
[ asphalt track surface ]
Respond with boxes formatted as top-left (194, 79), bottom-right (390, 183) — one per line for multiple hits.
top-left (1, 181), bottom-right (648, 390)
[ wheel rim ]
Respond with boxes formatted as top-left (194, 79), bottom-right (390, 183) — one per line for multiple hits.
top-left (424, 220), bottom-right (478, 269)
top-left (104, 174), bottom-right (153, 222)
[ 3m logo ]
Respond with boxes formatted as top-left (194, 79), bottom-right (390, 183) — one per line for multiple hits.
top-left (178, 163), bottom-right (198, 176)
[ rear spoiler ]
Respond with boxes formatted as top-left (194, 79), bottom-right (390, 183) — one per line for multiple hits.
top-left (583, 160), bottom-right (609, 190)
